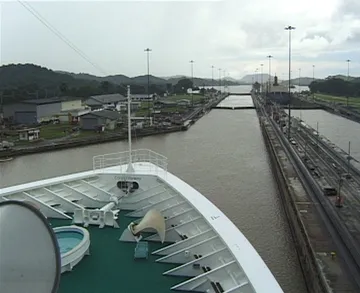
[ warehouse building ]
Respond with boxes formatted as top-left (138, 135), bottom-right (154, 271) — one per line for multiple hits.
top-left (3, 96), bottom-right (84, 125)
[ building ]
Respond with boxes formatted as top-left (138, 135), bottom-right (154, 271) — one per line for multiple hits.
top-left (85, 94), bottom-right (126, 110)
top-left (117, 102), bottom-right (141, 112)
top-left (79, 110), bottom-right (122, 130)
top-left (131, 94), bottom-right (158, 101)
top-left (18, 128), bottom-right (40, 141)
top-left (3, 96), bottom-right (84, 125)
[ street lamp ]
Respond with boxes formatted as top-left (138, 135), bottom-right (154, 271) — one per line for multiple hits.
top-left (346, 59), bottom-right (351, 107)
top-left (285, 25), bottom-right (295, 140)
top-left (223, 69), bottom-right (226, 92)
top-left (299, 68), bottom-right (302, 120)
top-left (211, 65), bottom-right (215, 89)
top-left (190, 60), bottom-right (194, 107)
top-left (218, 68), bottom-right (222, 93)
top-left (267, 55), bottom-right (273, 88)
top-left (260, 64), bottom-right (264, 95)
top-left (347, 141), bottom-right (351, 177)
top-left (312, 65), bottom-right (315, 100)
top-left (144, 48), bottom-right (152, 119)
top-left (267, 55), bottom-right (273, 103)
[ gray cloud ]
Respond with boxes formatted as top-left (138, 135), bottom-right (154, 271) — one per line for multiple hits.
top-left (0, 0), bottom-right (359, 79)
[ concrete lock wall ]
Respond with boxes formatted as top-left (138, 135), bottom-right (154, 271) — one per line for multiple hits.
top-left (261, 121), bottom-right (328, 293)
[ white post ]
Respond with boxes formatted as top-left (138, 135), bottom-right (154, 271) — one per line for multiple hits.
top-left (126, 85), bottom-right (134, 173)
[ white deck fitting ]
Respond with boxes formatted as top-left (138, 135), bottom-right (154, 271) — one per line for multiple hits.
top-left (0, 149), bottom-right (284, 293)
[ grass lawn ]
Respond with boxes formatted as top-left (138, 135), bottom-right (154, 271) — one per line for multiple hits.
top-left (315, 93), bottom-right (360, 109)
top-left (39, 123), bottom-right (73, 139)
top-left (166, 94), bottom-right (204, 103)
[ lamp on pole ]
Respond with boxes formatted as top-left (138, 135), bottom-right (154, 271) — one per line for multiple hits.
top-left (260, 64), bottom-right (264, 95)
top-left (312, 65), bottom-right (315, 100)
top-left (347, 141), bottom-right (351, 176)
top-left (211, 65), bottom-right (214, 89)
top-left (223, 69), bottom-right (226, 93)
top-left (144, 48), bottom-right (152, 119)
top-left (346, 59), bottom-right (351, 107)
top-left (218, 68), bottom-right (222, 93)
top-left (190, 60), bottom-right (194, 107)
top-left (267, 55), bottom-right (273, 89)
top-left (285, 25), bottom-right (295, 140)
top-left (299, 68), bottom-right (302, 120)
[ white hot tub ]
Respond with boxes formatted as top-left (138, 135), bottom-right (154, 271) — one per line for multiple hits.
top-left (54, 226), bottom-right (90, 273)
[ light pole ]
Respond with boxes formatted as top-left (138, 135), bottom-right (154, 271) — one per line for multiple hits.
top-left (267, 55), bottom-right (273, 104)
top-left (346, 59), bottom-right (350, 107)
top-left (218, 68), bottom-right (221, 93)
top-left (312, 65), bottom-right (315, 100)
top-left (144, 48), bottom-right (152, 119)
top-left (285, 25), bottom-right (295, 140)
top-left (211, 65), bottom-right (214, 89)
top-left (267, 55), bottom-right (273, 90)
top-left (190, 60), bottom-right (194, 107)
top-left (347, 141), bottom-right (351, 176)
top-left (223, 69), bottom-right (226, 93)
top-left (260, 64), bottom-right (264, 95)
top-left (299, 68), bottom-right (302, 120)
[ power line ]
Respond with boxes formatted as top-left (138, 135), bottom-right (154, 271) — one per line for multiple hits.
top-left (18, 0), bottom-right (107, 76)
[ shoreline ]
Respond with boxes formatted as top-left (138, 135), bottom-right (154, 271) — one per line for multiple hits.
top-left (0, 94), bottom-right (230, 159)
top-left (0, 127), bottom-right (184, 159)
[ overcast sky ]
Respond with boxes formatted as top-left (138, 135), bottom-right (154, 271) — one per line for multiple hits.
top-left (1, 0), bottom-right (360, 79)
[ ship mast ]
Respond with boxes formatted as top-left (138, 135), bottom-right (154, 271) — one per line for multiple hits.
top-left (126, 85), bottom-right (134, 173)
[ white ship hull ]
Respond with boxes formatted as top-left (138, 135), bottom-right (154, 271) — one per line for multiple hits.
top-left (0, 149), bottom-right (283, 293)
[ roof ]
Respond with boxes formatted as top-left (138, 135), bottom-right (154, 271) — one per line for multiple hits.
top-left (20, 96), bottom-right (82, 105)
top-left (85, 94), bottom-right (126, 106)
top-left (81, 109), bottom-right (122, 120)
top-left (131, 94), bottom-right (152, 99)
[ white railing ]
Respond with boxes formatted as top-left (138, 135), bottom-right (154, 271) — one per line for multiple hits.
top-left (93, 149), bottom-right (168, 174)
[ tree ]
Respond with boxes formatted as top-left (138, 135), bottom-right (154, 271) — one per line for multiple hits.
top-left (59, 82), bottom-right (68, 95)
top-left (100, 81), bottom-right (110, 93)
top-left (174, 78), bottom-right (193, 94)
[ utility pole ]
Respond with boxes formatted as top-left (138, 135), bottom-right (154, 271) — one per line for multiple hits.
top-left (218, 68), bottom-right (221, 94)
top-left (299, 68), bottom-right (302, 120)
top-left (347, 141), bottom-right (351, 176)
top-left (312, 65), bottom-right (315, 101)
top-left (346, 59), bottom-right (350, 107)
top-left (223, 69), bottom-right (226, 93)
top-left (260, 64), bottom-right (264, 96)
top-left (211, 65), bottom-right (214, 89)
top-left (190, 60), bottom-right (194, 107)
top-left (285, 25), bottom-right (295, 140)
top-left (267, 55), bottom-right (273, 104)
top-left (316, 122), bottom-right (319, 149)
top-left (267, 55), bottom-right (273, 89)
top-left (144, 48), bottom-right (152, 120)
top-left (336, 177), bottom-right (344, 208)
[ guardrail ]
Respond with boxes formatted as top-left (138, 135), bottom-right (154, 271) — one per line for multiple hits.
top-left (93, 149), bottom-right (168, 174)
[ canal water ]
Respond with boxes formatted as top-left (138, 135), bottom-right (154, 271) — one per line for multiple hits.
top-left (217, 95), bottom-right (254, 108)
top-left (292, 109), bottom-right (360, 168)
top-left (0, 86), bottom-right (307, 293)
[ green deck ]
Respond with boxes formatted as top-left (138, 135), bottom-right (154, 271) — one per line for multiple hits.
top-left (50, 211), bottom-right (188, 293)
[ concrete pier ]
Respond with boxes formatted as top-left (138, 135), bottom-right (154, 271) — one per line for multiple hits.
top-left (255, 94), bottom-right (359, 293)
